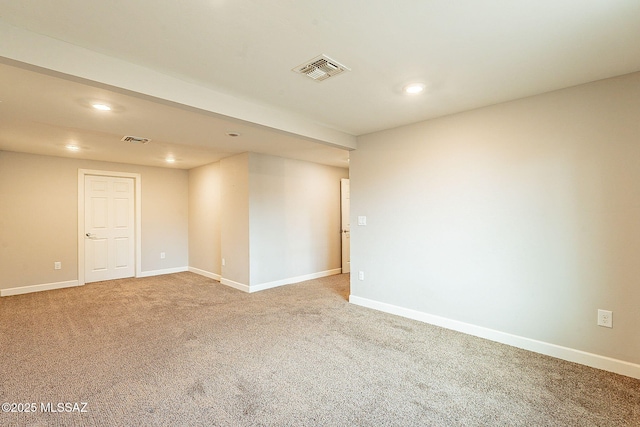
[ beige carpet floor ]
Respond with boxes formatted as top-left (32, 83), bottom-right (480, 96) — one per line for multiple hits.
top-left (0, 272), bottom-right (638, 426)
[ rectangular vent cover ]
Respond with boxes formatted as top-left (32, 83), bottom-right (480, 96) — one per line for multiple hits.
top-left (121, 135), bottom-right (151, 144)
top-left (293, 54), bottom-right (350, 82)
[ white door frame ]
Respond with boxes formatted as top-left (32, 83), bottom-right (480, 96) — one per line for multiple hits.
top-left (340, 178), bottom-right (350, 274)
top-left (78, 169), bottom-right (142, 285)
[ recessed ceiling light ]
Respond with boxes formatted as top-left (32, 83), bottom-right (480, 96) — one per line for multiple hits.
top-left (403, 83), bottom-right (426, 94)
top-left (166, 157), bottom-right (176, 164)
top-left (65, 144), bottom-right (80, 152)
top-left (92, 103), bottom-right (112, 111)
top-left (226, 131), bottom-right (241, 137)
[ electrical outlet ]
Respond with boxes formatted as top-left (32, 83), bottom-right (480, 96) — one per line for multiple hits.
top-left (160, 252), bottom-right (166, 259)
top-left (54, 262), bottom-right (61, 270)
top-left (597, 309), bottom-right (612, 328)
top-left (222, 258), bottom-right (226, 266)
top-left (358, 271), bottom-right (364, 280)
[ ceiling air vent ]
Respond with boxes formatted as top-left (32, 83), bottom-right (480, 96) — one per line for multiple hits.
top-left (293, 54), bottom-right (350, 82)
top-left (121, 135), bottom-right (151, 144)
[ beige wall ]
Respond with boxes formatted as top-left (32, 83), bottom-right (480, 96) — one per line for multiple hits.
top-left (351, 72), bottom-right (640, 366)
top-left (208, 152), bottom-right (348, 288)
top-left (1, 149), bottom-right (344, 293)
top-left (249, 153), bottom-right (348, 285)
top-left (220, 153), bottom-right (251, 285)
top-left (0, 151), bottom-right (189, 290)
top-left (188, 162), bottom-right (221, 275)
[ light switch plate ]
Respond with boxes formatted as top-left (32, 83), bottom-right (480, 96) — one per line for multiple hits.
top-left (357, 216), bottom-right (367, 226)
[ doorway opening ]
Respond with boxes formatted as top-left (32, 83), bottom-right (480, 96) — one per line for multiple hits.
top-left (341, 178), bottom-right (350, 274)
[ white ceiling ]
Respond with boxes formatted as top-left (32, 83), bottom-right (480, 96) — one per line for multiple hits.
top-left (1, 0), bottom-right (639, 169)
top-left (0, 62), bottom-right (350, 168)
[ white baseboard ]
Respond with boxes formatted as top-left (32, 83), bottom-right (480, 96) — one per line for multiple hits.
top-left (188, 267), bottom-right (221, 281)
top-left (1, 280), bottom-right (80, 297)
top-left (137, 266), bottom-right (188, 278)
top-left (219, 268), bottom-right (343, 294)
top-left (249, 268), bottom-right (343, 293)
top-left (349, 295), bottom-right (640, 380)
top-left (220, 277), bottom-right (250, 293)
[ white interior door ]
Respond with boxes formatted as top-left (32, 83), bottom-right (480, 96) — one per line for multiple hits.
top-left (84, 175), bottom-right (135, 283)
top-left (341, 178), bottom-right (350, 274)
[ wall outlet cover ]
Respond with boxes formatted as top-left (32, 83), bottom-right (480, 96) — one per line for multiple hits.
top-left (597, 309), bottom-right (612, 328)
